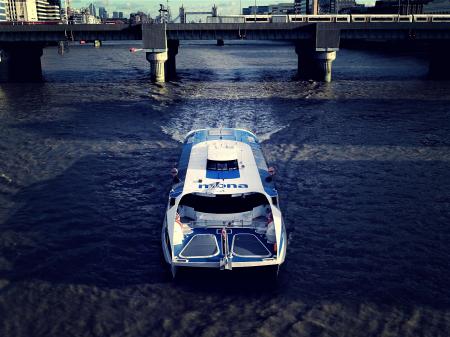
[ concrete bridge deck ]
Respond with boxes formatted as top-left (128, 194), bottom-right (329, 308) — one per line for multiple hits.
top-left (164, 22), bottom-right (450, 40)
top-left (0, 24), bottom-right (142, 42)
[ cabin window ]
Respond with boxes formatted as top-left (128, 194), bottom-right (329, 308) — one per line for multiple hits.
top-left (207, 159), bottom-right (239, 171)
top-left (179, 193), bottom-right (269, 214)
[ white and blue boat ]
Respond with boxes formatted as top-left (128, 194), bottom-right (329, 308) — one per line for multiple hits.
top-left (161, 128), bottom-right (287, 278)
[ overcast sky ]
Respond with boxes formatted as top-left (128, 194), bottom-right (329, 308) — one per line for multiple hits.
top-left (70, 0), bottom-right (375, 17)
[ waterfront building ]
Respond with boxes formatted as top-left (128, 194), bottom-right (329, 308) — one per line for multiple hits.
top-left (242, 5), bottom-right (270, 15)
top-left (293, 0), bottom-right (319, 14)
top-left (330, 0), bottom-right (337, 12)
top-left (68, 8), bottom-right (98, 23)
top-left (338, 0), bottom-right (357, 12)
top-left (423, 0), bottom-right (450, 13)
top-left (112, 11), bottom-right (118, 18)
top-left (242, 3), bottom-right (299, 14)
top-left (269, 2), bottom-right (296, 13)
top-left (68, 9), bottom-right (83, 23)
top-left (118, 11), bottom-right (123, 18)
top-left (368, 0), bottom-right (432, 14)
top-left (7, 0), bottom-right (60, 21)
top-left (319, 0), bottom-right (358, 13)
top-left (130, 11), bottom-right (150, 24)
top-left (7, 0), bottom-right (38, 21)
top-left (36, 0), bottom-right (60, 20)
top-left (88, 3), bottom-right (96, 16)
top-left (98, 6), bottom-right (107, 20)
top-left (83, 13), bottom-right (98, 23)
top-left (0, 0), bottom-right (6, 21)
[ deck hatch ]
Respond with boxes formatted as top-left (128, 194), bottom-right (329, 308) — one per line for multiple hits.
top-left (179, 234), bottom-right (219, 258)
top-left (231, 234), bottom-right (272, 258)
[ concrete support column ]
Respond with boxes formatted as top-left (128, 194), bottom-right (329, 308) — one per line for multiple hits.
top-left (295, 45), bottom-right (337, 83)
top-left (0, 45), bottom-right (43, 82)
top-left (146, 51), bottom-right (168, 83)
top-left (314, 51), bottom-right (336, 83)
top-left (165, 40), bottom-right (179, 80)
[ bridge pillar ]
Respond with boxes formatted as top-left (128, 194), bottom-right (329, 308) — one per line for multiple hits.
top-left (295, 45), bottom-right (337, 83)
top-left (146, 51), bottom-right (168, 83)
top-left (165, 40), bottom-right (179, 80)
top-left (0, 45), bottom-right (43, 82)
top-left (217, 39), bottom-right (224, 47)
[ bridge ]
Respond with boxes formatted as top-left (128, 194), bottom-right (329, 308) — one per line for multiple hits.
top-left (0, 24), bottom-right (141, 82)
top-left (144, 22), bottom-right (450, 82)
top-left (178, 5), bottom-right (218, 24)
top-left (0, 22), bottom-right (449, 82)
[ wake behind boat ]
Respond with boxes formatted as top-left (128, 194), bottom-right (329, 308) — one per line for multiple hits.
top-left (161, 128), bottom-right (287, 278)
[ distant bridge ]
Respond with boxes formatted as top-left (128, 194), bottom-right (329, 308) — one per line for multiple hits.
top-left (0, 22), bottom-right (449, 82)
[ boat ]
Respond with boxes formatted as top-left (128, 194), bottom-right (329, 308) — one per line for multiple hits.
top-left (161, 128), bottom-right (287, 278)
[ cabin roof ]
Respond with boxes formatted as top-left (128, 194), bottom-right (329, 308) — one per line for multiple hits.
top-left (172, 128), bottom-right (277, 198)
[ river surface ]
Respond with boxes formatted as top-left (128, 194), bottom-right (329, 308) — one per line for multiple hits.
top-left (0, 41), bottom-right (450, 337)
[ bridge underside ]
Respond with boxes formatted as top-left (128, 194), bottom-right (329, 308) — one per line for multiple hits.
top-left (0, 43), bottom-right (44, 82)
top-left (0, 23), bottom-right (449, 82)
top-left (0, 24), bottom-right (142, 83)
top-left (143, 23), bottom-right (450, 83)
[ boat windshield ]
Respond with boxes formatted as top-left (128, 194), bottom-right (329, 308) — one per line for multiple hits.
top-left (206, 159), bottom-right (239, 171)
top-left (179, 193), bottom-right (268, 214)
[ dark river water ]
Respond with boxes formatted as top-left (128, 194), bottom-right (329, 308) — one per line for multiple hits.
top-left (0, 41), bottom-right (450, 337)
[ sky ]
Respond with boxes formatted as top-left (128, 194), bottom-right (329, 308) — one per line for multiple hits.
top-left (70, 0), bottom-right (375, 18)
